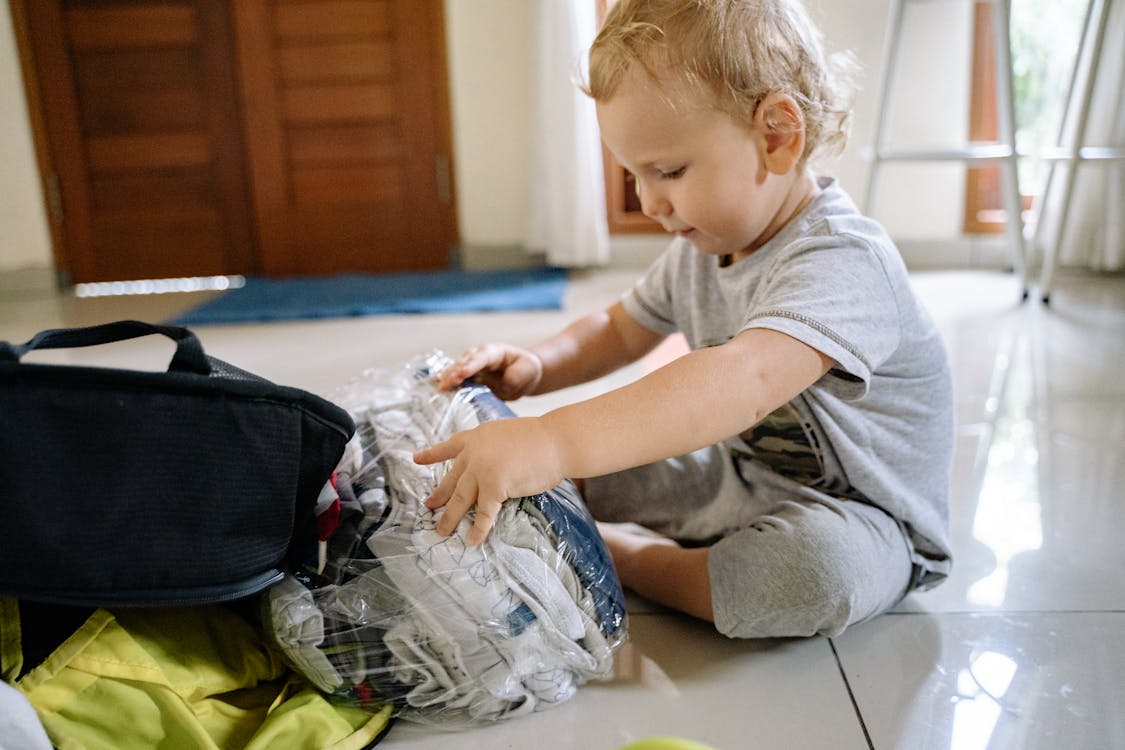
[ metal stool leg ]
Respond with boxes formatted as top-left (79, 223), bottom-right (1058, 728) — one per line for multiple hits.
top-left (864, 0), bottom-right (906, 217)
top-left (990, 0), bottom-right (1029, 299)
top-left (1030, 0), bottom-right (1094, 301)
top-left (1038, 0), bottom-right (1113, 304)
top-left (864, 0), bottom-right (1027, 302)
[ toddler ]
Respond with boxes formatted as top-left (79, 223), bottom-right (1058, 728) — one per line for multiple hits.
top-left (415, 0), bottom-right (953, 638)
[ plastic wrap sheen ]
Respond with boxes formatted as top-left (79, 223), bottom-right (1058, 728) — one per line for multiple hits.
top-left (263, 352), bottom-right (628, 724)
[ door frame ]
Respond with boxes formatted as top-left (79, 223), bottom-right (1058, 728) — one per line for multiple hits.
top-left (9, 0), bottom-right (69, 282)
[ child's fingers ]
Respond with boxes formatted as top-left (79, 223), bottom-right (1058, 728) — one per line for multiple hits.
top-left (467, 498), bottom-right (501, 546)
top-left (437, 363), bottom-right (472, 390)
top-left (422, 461), bottom-right (459, 510)
top-left (415, 436), bottom-right (464, 511)
top-left (413, 438), bottom-right (456, 466)
top-left (435, 473), bottom-right (479, 537)
top-left (437, 347), bottom-right (491, 390)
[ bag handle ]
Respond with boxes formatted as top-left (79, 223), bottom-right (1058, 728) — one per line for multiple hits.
top-left (0, 320), bottom-right (211, 375)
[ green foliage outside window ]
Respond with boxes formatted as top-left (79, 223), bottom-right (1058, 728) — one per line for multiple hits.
top-left (1011, 0), bottom-right (1088, 192)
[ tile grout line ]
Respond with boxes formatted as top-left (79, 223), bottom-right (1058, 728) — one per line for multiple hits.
top-left (828, 637), bottom-right (875, 750)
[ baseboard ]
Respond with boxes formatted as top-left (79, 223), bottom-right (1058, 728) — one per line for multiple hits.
top-left (610, 235), bottom-right (1014, 272)
top-left (0, 265), bottom-right (60, 296)
top-left (455, 244), bottom-right (547, 271)
top-left (609, 235), bottom-right (666, 268)
top-left (448, 236), bottom-right (1014, 274)
top-left (896, 236), bottom-right (1012, 271)
top-left (455, 239), bottom-right (666, 271)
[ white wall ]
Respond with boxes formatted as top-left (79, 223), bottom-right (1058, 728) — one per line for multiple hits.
top-left (0, 0), bottom-right (975, 274)
top-left (0, 2), bottom-right (52, 272)
top-left (809, 0), bottom-right (972, 239)
top-left (446, 0), bottom-right (978, 259)
top-left (444, 0), bottom-right (535, 249)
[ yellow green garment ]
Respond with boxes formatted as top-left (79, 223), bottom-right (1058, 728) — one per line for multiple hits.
top-left (0, 598), bottom-right (393, 750)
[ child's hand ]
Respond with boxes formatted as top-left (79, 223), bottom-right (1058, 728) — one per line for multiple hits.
top-left (436, 343), bottom-right (543, 400)
top-left (413, 417), bottom-right (564, 545)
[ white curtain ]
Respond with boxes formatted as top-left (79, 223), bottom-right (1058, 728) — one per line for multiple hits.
top-left (525, 0), bottom-right (610, 267)
top-left (1033, 0), bottom-right (1125, 272)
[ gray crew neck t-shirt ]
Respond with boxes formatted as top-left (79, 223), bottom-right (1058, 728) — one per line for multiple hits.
top-left (621, 176), bottom-right (954, 585)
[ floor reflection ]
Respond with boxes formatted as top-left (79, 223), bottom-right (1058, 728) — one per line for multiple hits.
top-left (950, 649), bottom-right (1019, 750)
top-left (966, 331), bottom-right (1043, 609)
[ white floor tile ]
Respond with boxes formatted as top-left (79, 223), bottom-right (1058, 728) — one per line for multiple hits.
top-left (383, 613), bottom-right (867, 749)
top-left (833, 611), bottom-right (1125, 750)
top-left (898, 271), bottom-right (1125, 615)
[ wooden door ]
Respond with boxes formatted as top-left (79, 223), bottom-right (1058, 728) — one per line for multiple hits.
top-left (232, 0), bottom-right (456, 276)
top-left (15, 0), bottom-right (456, 283)
top-left (18, 0), bottom-right (256, 284)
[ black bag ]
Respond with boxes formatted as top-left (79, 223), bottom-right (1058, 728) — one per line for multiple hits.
top-left (0, 320), bottom-right (355, 607)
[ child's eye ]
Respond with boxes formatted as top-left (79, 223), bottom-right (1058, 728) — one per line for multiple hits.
top-left (660, 167), bottom-right (686, 180)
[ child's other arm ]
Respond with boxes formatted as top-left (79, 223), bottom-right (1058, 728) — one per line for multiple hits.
top-left (530, 301), bottom-right (666, 393)
top-left (436, 301), bottom-right (665, 397)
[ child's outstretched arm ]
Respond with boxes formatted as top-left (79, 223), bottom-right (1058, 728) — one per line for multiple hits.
top-left (436, 302), bottom-right (666, 398)
top-left (415, 326), bottom-right (834, 545)
top-left (529, 301), bottom-right (667, 393)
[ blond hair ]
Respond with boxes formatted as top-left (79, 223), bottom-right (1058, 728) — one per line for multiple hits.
top-left (584, 0), bottom-right (856, 163)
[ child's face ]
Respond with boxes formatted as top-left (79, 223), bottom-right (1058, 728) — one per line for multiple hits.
top-left (597, 68), bottom-right (801, 262)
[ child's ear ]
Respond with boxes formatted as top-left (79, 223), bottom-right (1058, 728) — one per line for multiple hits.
top-left (753, 92), bottom-right (806, 175)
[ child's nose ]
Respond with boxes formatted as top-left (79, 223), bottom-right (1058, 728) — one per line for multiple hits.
top-left (637, 181), bottom-right (672, 219)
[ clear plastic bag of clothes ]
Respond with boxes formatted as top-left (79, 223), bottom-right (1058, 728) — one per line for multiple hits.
top-left (263, 351), bottom-right (628, 724)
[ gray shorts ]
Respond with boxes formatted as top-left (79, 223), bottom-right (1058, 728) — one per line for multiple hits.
top-left (583, 442), bottom-right (913, 638)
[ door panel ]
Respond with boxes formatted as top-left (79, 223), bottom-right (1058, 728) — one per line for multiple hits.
top-left (17, 0), bottom-right (456, 282)
top-left (278, 41), bottom-right (395, 82)
top-left (234, 0), bottom-right (453, 276)
top-left (66, 4), bottom-right (197, 47)
top-left (22, 0), bottom-right (255, 283)
top-left (272, 0), bottom-right (393, 37)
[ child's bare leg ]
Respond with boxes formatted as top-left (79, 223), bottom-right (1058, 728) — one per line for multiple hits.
top-left (597, 522), bottom-right (713, 622)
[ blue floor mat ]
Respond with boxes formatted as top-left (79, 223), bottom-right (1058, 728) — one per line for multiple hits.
top-left (166, 267), bottom-right (569, 325)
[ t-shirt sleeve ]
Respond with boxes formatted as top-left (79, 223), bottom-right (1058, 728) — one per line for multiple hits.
top-left (621, 243), bottom-right (681, 335)
top-left (742, 238), bottom-right (903, 400)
